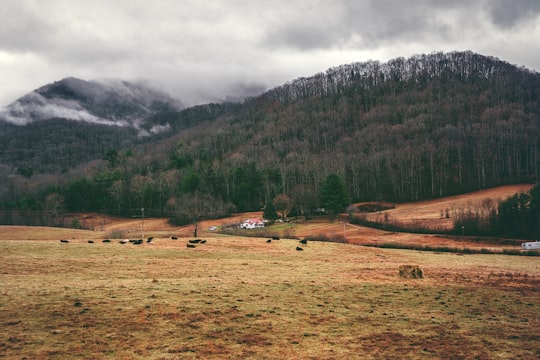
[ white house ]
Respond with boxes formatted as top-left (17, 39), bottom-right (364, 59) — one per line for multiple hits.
top-left (240, 218), bottom-right (265, 229)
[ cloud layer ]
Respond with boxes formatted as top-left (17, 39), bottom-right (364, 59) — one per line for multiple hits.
top-left (1, 0), bottom-right (539, 107)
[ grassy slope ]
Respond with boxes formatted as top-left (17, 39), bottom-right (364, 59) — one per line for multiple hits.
top-left (358, 184), bottom-right (534, 230)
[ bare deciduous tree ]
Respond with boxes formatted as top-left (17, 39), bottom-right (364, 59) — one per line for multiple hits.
top-left (273, 193), bottom-right (294, 220)
top-left (44, 193), bottom-right (65, 226)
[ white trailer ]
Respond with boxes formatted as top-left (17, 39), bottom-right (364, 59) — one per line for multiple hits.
top-left (521, 241), bottom-right (540, 250)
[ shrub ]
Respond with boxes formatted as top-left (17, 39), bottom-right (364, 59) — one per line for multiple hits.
top-left (71, 218), bottom-right (82, 229)
top-left (355, 202), bottom-right (395, 213)
top-left (303, 233), bottom-right (347, 243)
top-left (107, 229), bottom-right (125, 239)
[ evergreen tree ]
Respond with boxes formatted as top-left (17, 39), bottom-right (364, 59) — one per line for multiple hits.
top-left (263, 201), bottom-right (278, 221)
top-left (320, 173), bottom-right (350, 215)
top-left (529, 184), bottom-right (540, 239)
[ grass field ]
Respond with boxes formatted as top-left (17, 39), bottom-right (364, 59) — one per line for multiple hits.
top-left (1, 230), bottom-right (539, 359)
top-left (1, 185), bottom-right (539, 359)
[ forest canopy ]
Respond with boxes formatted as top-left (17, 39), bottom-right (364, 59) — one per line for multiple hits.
top-left (1, 51), bottom-right (539, 236)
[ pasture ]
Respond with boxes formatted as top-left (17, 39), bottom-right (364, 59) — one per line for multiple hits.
top-left (1, 227), bottom-right (539, 359)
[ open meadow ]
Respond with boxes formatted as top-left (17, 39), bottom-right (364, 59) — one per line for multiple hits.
top-left (1, 225), bottom-right (539, 359)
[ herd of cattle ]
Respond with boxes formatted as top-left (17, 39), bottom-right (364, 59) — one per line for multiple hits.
top-left (58, 235), bottom-right (309, 250)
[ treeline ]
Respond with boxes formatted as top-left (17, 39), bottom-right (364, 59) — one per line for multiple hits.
top-left (351, 184), bottom-right (540, 240)
top-left (453, 184), bottom-right (540, 240)
top-left (0, 152), bottom-right (349, 227)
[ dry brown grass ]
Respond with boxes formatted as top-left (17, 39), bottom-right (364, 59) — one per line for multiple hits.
top-left (1, 225), bottom-right (539, 359)
top-left (358, 184), bottom-right (533, 230)
top-left (1, 185), bottom-right (538, 358)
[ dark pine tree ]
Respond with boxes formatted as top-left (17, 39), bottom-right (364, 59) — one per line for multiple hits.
top-left (263, 201), bottom-right (278, 222)
top-left (320, 173), bottom-right (350, 216)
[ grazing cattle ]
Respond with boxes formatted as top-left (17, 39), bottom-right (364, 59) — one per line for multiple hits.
top-left (272, 236), bottom-right (280, 240)
top-left (88, 240), bottom-right (94, 244)
top-left (60, 239), bottom-right (69, 243)
top-left (266, 239), bottom-right (272, 243)
top-left (103, 239), bottom-right (111, 243)
top-left (120, 239), bottom-right (128, 244)
top-left (133, 239), bottom-right (143, 245)
top-left (189, 239), bottom-right (202, 244)
top-left (171, 236), bottom-right (178, 240)
top-left (186, 243), bottom-right (196, 248)
top-left (299, 239), bottom-right (307, 245)
top-left (147, 237), bottom-right (154, 243)
top-left (200, 240), bottom-right (207, 244)
top-left (296, 246), bottom-right (304, 251)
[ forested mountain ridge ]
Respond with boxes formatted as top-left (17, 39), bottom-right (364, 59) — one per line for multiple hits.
top-left (0, 77), bottom-right (182, 128)
top-left (1, 51), bottom-right (539, 226)
top-left (0, 77), bottom-right (190, 174)
top-left (225, 51), bottom-right (540, 201)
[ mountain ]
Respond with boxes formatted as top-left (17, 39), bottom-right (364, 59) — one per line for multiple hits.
top-left (0, 77), bottom-right (182, 135)
top-left (0, 77), bottom-right (188, 174)
top-left (1, 51), bottom-right (539, 221)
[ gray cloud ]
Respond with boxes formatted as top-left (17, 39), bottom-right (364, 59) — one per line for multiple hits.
top-left (0, 0), bottom-right (539, 108)
top-left (488, 0), bottom-right (540, 28)
top-left (0, 2), bottom-right (57, 52)
top-left (262, 1), bottom-right (471, 50)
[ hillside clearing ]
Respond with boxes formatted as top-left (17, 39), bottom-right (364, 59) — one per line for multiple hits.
top-left (358, 183), bottom-right (533, 229)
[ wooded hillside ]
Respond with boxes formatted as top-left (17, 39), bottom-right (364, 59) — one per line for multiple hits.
top-left (213, 51), bottom-right (539, 202)
top-left (1, 51), bottom-right (539, 225)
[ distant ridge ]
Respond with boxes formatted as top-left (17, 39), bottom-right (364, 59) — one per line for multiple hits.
top-left (0, 77), bottom-right (182, 135)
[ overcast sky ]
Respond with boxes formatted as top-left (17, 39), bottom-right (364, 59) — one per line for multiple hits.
top-left (1, 0), bottom-right (540, 107)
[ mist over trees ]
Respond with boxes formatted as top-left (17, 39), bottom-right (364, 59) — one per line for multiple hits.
top-left (1, 51), bottom-right (539, 237)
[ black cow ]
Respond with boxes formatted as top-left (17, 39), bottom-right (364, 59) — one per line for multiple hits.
top-left (60, 239), bottom-right (69, 243)
top-left (187, 243), bottom-right (196, 248)
top-left (147, 237), bottom-right (154, 243)
top-left (189, 239), bottom-right (202, 244)
top-left (171, 236), bottom-right (178, 240)
top-left (266, 239), bottom-right (272, 243)
top-left (103, 239), bottom-right (111, 243)
top-left (296, 246), bottom-right (304, 251)
top-left (299, 239), bottom-right (307, 245)
top-left (88, 240), bottom-right (94, 244)
top-left (272, 236), bottom-right (280, 240)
